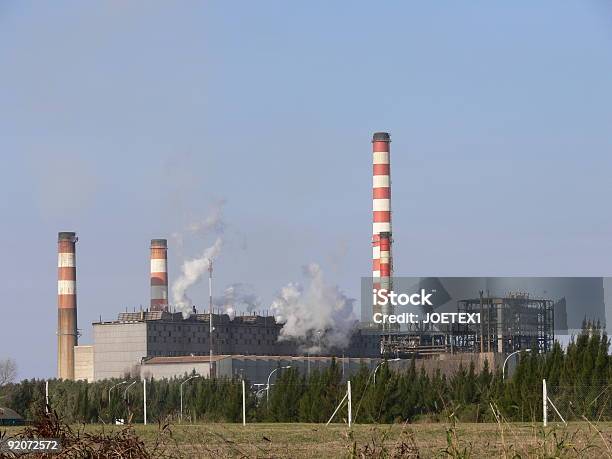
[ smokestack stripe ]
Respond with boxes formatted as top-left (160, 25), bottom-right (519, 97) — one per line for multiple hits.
top-left (57, 231), bottom-right (78, 380)
top-left (150, 239), bottom-right (168, 311)
top-left (58, 252), bottom-right (75, 267)
top-left (372, 138), bottom-right (391, 236)
top-left (378, 232), bottom-right (393, 328)
top-left (379, 234), bottom-right (391, 277)
top-left (57, 234), bottom-right (77, 309)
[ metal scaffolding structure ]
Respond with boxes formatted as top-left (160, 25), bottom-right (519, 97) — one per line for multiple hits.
top-left (457, 293), bottom-right (554, 354)
top-left (380, 293), bottom-right (555, 358)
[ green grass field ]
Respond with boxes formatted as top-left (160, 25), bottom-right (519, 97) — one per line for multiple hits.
top-left (3, 421), bottom-right (612, 457)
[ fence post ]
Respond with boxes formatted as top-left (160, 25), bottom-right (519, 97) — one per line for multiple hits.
top-left (542, 379), bottom-right (547, 427)
top-left (326, 391), bottom-right (348, 426)
top-left (348, 380), bottom-right (352, 428)
top-left (242, 379), bottom-right (246, 426)
top-left (45, 380), bottom-right (49, 414)
top-left (143, 379), bottom-right (147, 425)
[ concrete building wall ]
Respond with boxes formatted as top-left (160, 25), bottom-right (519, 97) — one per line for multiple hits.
top-left (90, 313), bottom-right (381, 381)
top-left (103, 312), bottom-right (380, 358)
top-left (74, 345), bottom-right (94, 382)
top-left (93, 322), bottom-right (147, 380)
top-left (139, 355), bottom-right (381, 383)
top-left (218, 356), bottom-right (381, 384)
top-left (145, 318), bottom-right (296, 357)
top-left (141, 362), bottom-right (211, 380)
top-left (392, 352), bottom-right (504, 378)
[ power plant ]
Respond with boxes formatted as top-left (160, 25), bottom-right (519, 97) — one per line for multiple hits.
top-left (57, 132), bottom-right (604, 383)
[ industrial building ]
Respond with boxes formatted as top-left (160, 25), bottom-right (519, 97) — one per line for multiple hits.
top-left (379, 293), bottom-right (555, 358)
top-left (456, 293), bottom-right (554, 354)
top-left (140, 355), bottom-right (381, 383)
top-left (74, 345), bottom-right (94, 381)
top-left (88, 310), bottom-right (380, 381)
top-left (61, 132), bottom-right (573, 383)
top-left (0, 407), bottom-right (25, 426)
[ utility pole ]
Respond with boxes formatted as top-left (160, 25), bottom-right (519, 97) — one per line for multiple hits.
top-left (143, 379), bottom-right (147, 425)
top-left (479, 290), bottom-right (484, 354)
top-left (209, 259), bottom-right (214, 379)
top-left (543, 379), bottom-right (547, 427)
top-left (180, 375), bottom-right (202, 423)
top-left (242, 379), bottom-right (246, 426)
top-left (347, 380), bottom-right (352, 428)
top-left (45, 381), bottom-right (49, 414)
top-left (487, 290), bottom-right (491, 352)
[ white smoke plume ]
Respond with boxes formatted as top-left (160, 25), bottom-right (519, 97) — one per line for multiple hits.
top-left (172, 238), bottom-right (222, 316)
top-left (171, 201), bottom-right (225, 317)
top-left (217, 283), bottom-right (261, 316)
top-left (171, 199), bottom-right (226, 252)
top-left (270, 263), bottom-right (357, 353)
top-left (186, 201), bottom-right (225, 235)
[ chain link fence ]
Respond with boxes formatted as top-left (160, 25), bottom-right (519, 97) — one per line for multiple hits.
top-left (547, 382), bottom-right (612, 422)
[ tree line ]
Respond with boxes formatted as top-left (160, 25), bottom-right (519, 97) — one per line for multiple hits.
top-left (1, 327), bottom-right (610, 424)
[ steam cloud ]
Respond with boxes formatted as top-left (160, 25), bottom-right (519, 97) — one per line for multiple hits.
top-left (171, 202), bottom-right (225, 316)
top-left (186, 203), bottom-right (225, 235)
top-left (172, 238), bottom-right (222, 316)
top-left (217, 283), bottom-right (261, 316)
top-left (171, 204), bottom-right (357, 350)
top-left (270, 263), bottom-right (357, 353)
top-left (171, 199), bottom-right (226, 252)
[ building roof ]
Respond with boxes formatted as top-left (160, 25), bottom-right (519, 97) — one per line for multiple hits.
top-left (94, 311), bottom-right (282, 326)
top-left (225, 355), bottom-right (380, 362)
top-left (0, 407), bottom-right (23, 420)
top-left (143, 355), bottom-right (231, 365)
top-left (142, 354), bottom-right (380, 365)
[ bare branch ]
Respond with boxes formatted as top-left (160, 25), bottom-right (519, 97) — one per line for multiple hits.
top-left (0, 358), bottom-right (17, 386)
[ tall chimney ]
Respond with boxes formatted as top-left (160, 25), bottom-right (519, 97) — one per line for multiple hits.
top-left (57, 231), bottom-right (78, 379)
top-left (150, 239), bottom-right (168, 311)
top-left (371, 132), bottom-right (394, 329)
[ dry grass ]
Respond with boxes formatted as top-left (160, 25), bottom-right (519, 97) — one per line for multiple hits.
top-left (2, 417), bottom-right (612, 458)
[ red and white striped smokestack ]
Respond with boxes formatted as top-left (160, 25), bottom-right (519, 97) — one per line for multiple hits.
top-left (150, 239), bottom-right (168, 312)
top-left (57, 231), bottom-right (78, 380)
top-left (372, 132), bottom-right (393, 327)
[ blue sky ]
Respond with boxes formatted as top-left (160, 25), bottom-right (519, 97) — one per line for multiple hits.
top-left (1, 1), bottom-right (612, 379)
